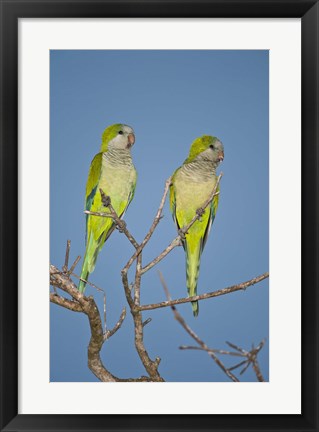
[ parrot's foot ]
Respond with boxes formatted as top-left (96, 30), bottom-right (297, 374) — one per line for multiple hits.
top-left (178, 229), bottom-right (186, 241)
top-left (196, 207), bottom-right (205, 218)
top-left (99, 189), bottom-right (111, 207)
top-left (116, 220), bottom-right (127, 233)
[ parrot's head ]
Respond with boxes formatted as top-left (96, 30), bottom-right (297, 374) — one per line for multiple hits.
top-left (100, 124), bottom-right (135, 152)
top-left (185, 135), bottom-right (224, 166)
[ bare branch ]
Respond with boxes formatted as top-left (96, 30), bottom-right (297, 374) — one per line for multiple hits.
top-left (50, 265), bottom-right (87, 305)
top-left (50, 292), bottom-right (83, 312)
top-left (252, 358), bottom-right (264, 382)
top-left (139, 272), bottom-right (269, 311)
top-left (226, 340), bottom-right (247, 353)
top-left (141, 237), bottom-right (182, 274)
top-left (121, 271), bottom-right (135, 309)
top-left (120, 264), bottom-right (163, 381)
top-left (179, 345), bottom-right (245, 357)
top-left (134, 253), bottom-right (142, 305)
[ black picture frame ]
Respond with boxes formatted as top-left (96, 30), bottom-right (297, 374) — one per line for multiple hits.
top-left (0, 1), bottom-right (318, 431)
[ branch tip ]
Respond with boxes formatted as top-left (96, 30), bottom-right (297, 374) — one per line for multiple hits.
top-left (142, 317), bottom-right (152, 327)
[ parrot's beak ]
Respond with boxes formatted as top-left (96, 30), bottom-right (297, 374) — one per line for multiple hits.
top-left (127, 133), bottom-right (135, 148)
top-left (218, 151), bottom-right (224, 162)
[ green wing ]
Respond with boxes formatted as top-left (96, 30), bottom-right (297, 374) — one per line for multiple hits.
top-left (201, 184), bottom-right (219, 251)
top-left (85, 153), bottom-right (103, 243)
top-left (122, 173), bottom-right (137, 218)
top-left (169, 182), bottom-right (177, 226)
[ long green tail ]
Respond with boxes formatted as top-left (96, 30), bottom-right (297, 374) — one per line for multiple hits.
top-left (185, 242), bottom-right (201, 317)
top-left (78, 260), bottom-right (90, 294)
top-left (78, 236), bottom-right (99, 294)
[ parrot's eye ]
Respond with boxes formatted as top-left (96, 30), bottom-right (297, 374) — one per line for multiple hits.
top-left (118, 131), bottom-right (124, 135)
top-left (209, 144), bottom-right (215, 150)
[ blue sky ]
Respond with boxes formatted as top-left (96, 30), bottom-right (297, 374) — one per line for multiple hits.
top-left (50, 50), bottom-right (269, 382)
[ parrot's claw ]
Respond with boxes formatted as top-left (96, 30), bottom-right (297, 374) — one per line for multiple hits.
top-left (116, 220), bottom-right (126, 233)
top-left (196, 207), bottom-right (205, 217)
top-left (178, 229), bottom-right (186, 241)
top-left (99, 189), bottom-right (111, 207)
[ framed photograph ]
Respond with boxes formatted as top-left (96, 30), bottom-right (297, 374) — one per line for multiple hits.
top-left (1, 0), bottom-right (318, 431)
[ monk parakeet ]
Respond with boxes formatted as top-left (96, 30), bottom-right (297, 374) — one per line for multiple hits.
top-left (170, 135), bottom-right (224, 316)
top-left (78, 124), bottom-right (137, 293)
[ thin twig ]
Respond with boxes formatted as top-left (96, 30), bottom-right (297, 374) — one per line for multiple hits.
top-left (229, 359), bottom-right (249, 372)
top-left (226, 341), bottom-right (246, 353)
top-left (179, 345), bottom-right (245, 357)
top-left (63, 240), bottom-right (71, 273)
top-left (104, 308), bottom-right (127, 340)
top-left (68, 255), bottom-right (81, 275)
top-left (141, 237), bottom-right (182, 275)
top-left (142, 317), bottom-right (152, 327)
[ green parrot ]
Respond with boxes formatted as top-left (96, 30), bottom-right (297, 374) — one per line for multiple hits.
top-left (169, 135), bottom-right (224, 316)
top-left (78, 123), bottom-right (137, 293)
